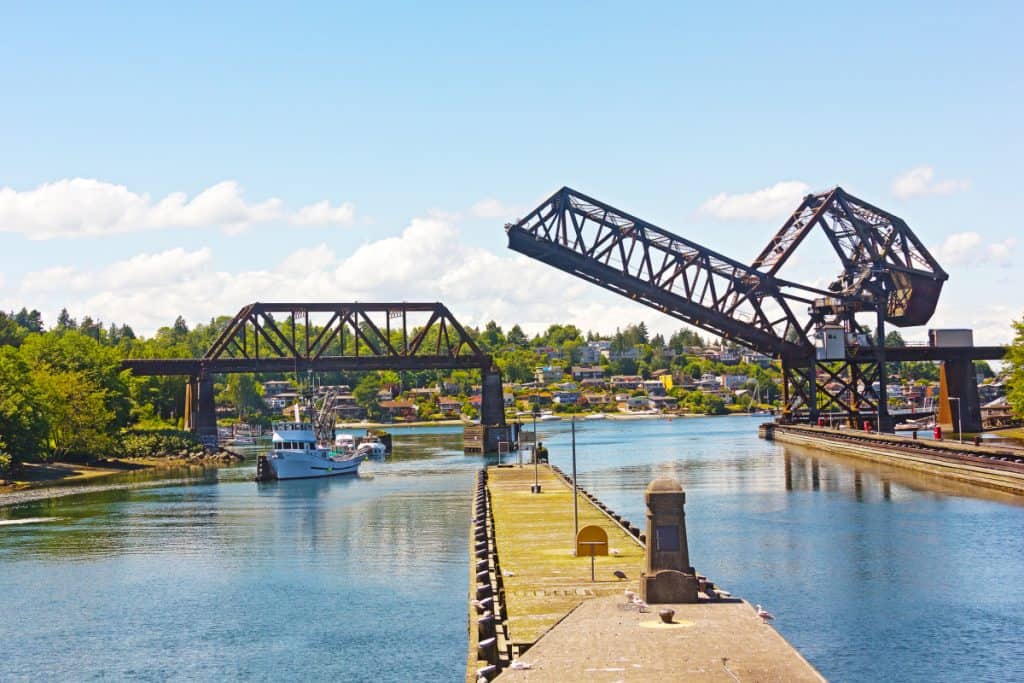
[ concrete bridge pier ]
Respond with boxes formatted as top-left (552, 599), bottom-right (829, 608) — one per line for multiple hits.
top-left (184, 374), bottom-right (219, 447)
top-left (464, 366), bottom-right (511, 453)
top-left (938, 358), bottom-right (982, 433)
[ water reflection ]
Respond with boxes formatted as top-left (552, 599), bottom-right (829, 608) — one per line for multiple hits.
top-left (2, 418), bottom-right (1023, 682)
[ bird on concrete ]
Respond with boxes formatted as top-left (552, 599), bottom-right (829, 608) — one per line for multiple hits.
top-left (624, 589), bottom-right (636, 603)
top-left (633, 597), bottom-right (649, 613)
top-left (756, 604), bottom-right (775, 623)
top-left (613, 570), bottom-right (628, 580)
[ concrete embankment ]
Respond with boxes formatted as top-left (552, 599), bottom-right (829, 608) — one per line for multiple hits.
top-left (762, 423), bottom-right (1024, 496)
top-left (468, 463), bottom-right (824, 682)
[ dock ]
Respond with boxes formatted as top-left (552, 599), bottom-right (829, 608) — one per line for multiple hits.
top-left (468, 463), bottom-right (825, 681)
top-left (763, 423), bottom-right (1024, 496)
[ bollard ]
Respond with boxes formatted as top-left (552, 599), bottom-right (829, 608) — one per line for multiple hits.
top-left (477, 637), bottom-right (498, 665)
top-left (476, 584), bottom-right (492, 600)
top-left (477, 613), bottom-right (496, 640)
top-left (974, 435), bottom-right (981, 446)
top-left (934, 425), bottom-right (942, 440)
top-left (863, 420), bottom-right (871, 433)
top-left (912, 430), bottom-right (917, 440)
top-left (476, 664), bottom-right (498, 681)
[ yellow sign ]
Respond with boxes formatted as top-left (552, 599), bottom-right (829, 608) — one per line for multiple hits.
top-left (575, 525), bottom-right (609, 557)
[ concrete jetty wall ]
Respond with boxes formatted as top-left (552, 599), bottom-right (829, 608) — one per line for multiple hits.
top-left (763, 424), bottom-right (1024, 496)
top-left (468, 463), bottom-right (824, 681)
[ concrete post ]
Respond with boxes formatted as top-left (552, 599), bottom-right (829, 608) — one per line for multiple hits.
top-left (640, 478), bottom-right (699, 604)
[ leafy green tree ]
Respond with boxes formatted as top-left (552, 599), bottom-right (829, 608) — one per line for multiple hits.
top-left (507, 325), bottom-right (528, 347)
top-left (974, 361), bottom-right (995, 380)
top-left (0, 312), bottom-right (27, 347)
top-left (497, 349), bottom-right (538, 383)
top-left (353, 373), bottom-right (382, 416)
top-left (481, 321), bottom-right (505, 350)
top-left (0, 347), bottom-right (49, 464)
top-left (32, 367), bottom-right (115, 459)
top-left (19, 331), bottom-right (131, 430)
top-left (219, 374), bottom-right (264, 417)
top-left (1007, 318), bottom-right (1024, 419)
top-left (885, 330), bottom-right (906, 346)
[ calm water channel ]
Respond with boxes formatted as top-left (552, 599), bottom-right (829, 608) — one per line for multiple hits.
top-left (2, 416), bottom-right (1023, 681)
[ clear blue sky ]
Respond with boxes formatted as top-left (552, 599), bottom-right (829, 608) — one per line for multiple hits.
top-left (1, 2), bottom-right (1021, 343)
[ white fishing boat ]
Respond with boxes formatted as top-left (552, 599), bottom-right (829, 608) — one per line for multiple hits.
top-left (584, 412), bottom-right (607, 420)
top-left (539, 411), bottom-right (561, 422)
top-left (334, 433), bottom-right (356, 452)
top-left (356, 433), bottom-right (388, 458)
top-left (263, 421), bottom-right (364, 480)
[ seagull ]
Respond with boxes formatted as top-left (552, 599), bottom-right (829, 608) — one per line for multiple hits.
top-left (610, 548), bottom-right (622, 556)
top-left (624, 589), bottom-right (636, 603)
top-left (756, 604), bottom-right (775, 623)
top-left (633, 597), bottom-right (649, 613)
top-left (509, 661), bottom-right (533, 670)
top-left (613, 570), bottom-right (627, 580)
top-left (503, 570), bottom-right (515, 577)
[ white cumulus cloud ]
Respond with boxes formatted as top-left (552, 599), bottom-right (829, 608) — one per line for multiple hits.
top-left (698, 181), bottom-right (810, 220)
top-left (937, 231), bottom-right (1016, 267)
top-left (17, 210), bottom-right (686, 339)
top-left (0, 178), bottom-right (356, 239)
top-left (890, 166), bottom-right (969, 199)
top-left (290, 200), bottom-right (356, 226)
top-left (471, 198), bottom-right (518, 220)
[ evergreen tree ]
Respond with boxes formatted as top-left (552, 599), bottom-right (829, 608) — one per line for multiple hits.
top-left (507, 324), bottom-right (528, 347)
top-left (56, 308), bottom-right (76, 330)
top-left (14, 307), bottom-right (43, 332)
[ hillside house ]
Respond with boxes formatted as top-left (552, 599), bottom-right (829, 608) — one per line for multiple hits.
top-left (610, 375), bottom-right (643, 390)
top-left (378, 400), bottom-right (417, 420)
top-left (438, 397), bottom-right (462, 417)
top-left (572, 366), bottom-right (605, 381)
top-left (535, 366), bottom-right (565, 384)
top-left (552, 390), bottom-right (581, 406)
top-left (720, 374), bottom-right (750, 390)
top-left (650, 396), bottom-right (679, 411)
top-left (626, 396), bottom-right (654, 411)
top-left (641, 380), bottom-right (667, 396)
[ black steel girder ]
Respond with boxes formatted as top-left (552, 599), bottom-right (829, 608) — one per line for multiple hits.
top-left (505, 187), bottom-right (825, 358)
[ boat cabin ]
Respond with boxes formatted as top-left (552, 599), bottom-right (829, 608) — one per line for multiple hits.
top-left (272, 422), bottom-right (318, 450)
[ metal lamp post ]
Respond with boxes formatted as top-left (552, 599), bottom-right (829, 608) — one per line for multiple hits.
top-left (571, 415), bottom-right (578, 539)
top-left (531, 405), bottom-right (541, 493)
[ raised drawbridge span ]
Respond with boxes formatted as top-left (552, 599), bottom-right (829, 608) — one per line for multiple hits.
top-left (506, 186), bottom-right (1005, 431)
top-left (123, 302), bottom-right (507, 447)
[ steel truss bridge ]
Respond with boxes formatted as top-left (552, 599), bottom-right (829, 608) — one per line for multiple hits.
top-left (122, 302), bottom-right (507, 447)
top-left (506, 186), bottom-right (1005, 432)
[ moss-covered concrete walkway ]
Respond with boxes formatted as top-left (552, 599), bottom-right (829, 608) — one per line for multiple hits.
top-left (487, 464), bottom-right (645, 647)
